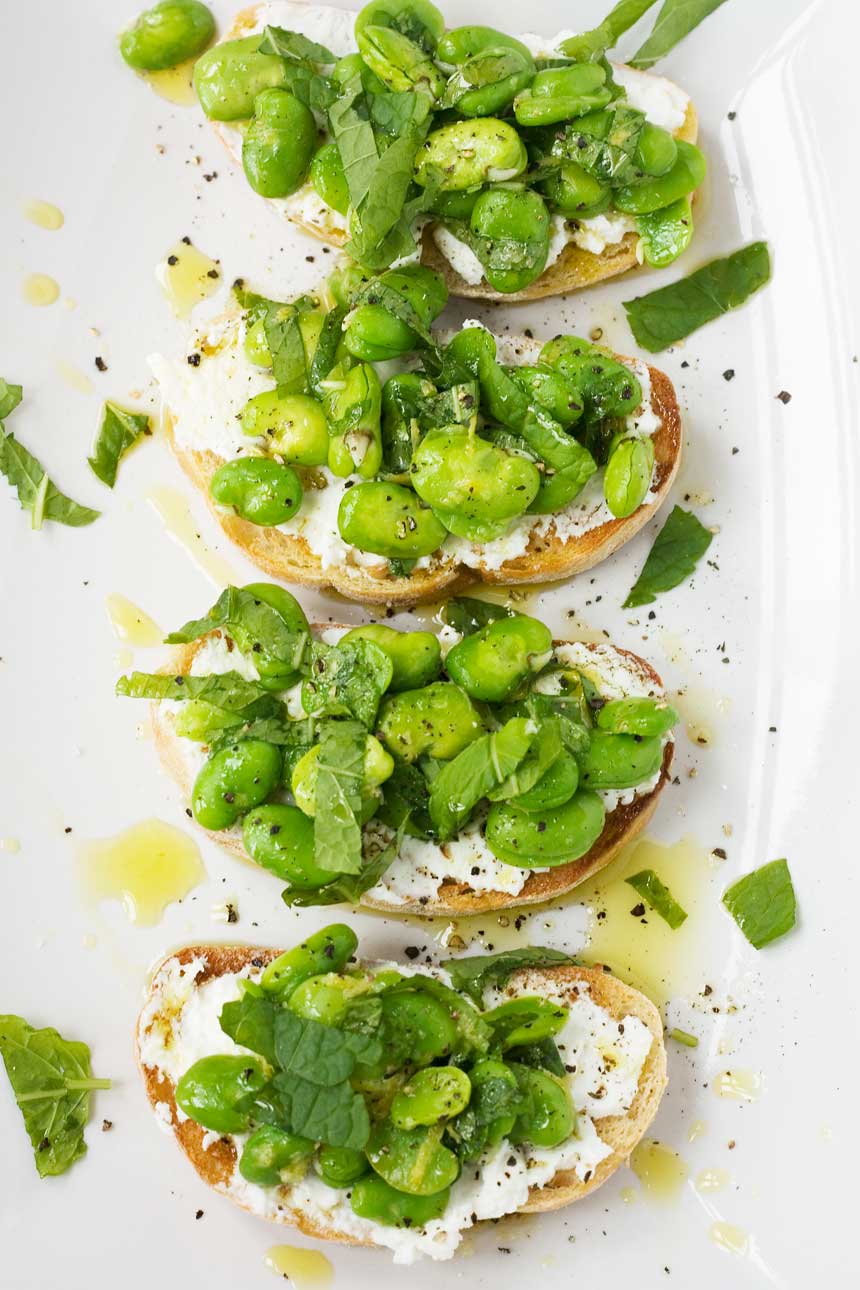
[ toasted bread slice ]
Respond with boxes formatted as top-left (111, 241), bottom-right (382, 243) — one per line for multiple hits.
top-left (150, 635), bottom-right (673, 915)
top-left (162, 345), bottom-right (681, 609)
top-left (213, 4), bottom-right (699, 303)
top-left (137, 945), bottom-right (667, 1249)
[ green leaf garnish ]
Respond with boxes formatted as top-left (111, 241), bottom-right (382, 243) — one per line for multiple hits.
top-left (622, 505), bottom-right (713, 607)
top-left (441, 597), bottom-right (514, 636)
top-left (115, 670), bottom-right (267, 709)
top-left (0, 380), bottom-right (99, 528)
top-left (301, 639), bottom-right (392, 729)
top-left (630, 0), bottom-right (730, 69)
top-left (623, 242), bottom-right (771, 352)
top-left (257, 24), bottom-right (335, 65)
top-left (88, 402), bottom-right (150, 488)
top-left (559, 0), bottom-right (659, 61)
top-left (442, 947), bottom-right (577, 1006)
top-left (0, 378), bottom-right (23, 419)
top-left (626, 869), bottom-right (688, 928)
top-left (281, 819), bottom-right (408, 908)
top-left (313, 720), bottom-right (366, 876)
top-left (667, 1028), bottom-right (698, 1047)
top-left (722, 859), bottom-right (797, 949)
top-left (0, 1015), bottom-right (111, 1178)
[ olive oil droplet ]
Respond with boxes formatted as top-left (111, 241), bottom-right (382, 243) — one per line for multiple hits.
top-left (264, 1245), bottom-right (334, 1287)
top-left (709, 1222), bottom-right (749, 1256)
top-left (712, 1069), bottom-right (763, 1101)
top-left (0, 837), bottom-right (21, 855)
top-left (156, 241), bottom-right (221, 318)
top-left (629, 1140), bottom-right (688, 1200)
top-left (143, 58), bottom-right (198, 106)
top-left (55, 359), bottom-right (94, 395)
top-left (23, 199), bottom-right (64, 230)
top-left (105, 594), bottom-right (162, 647)
top-left (687, 1119), bottom-right (708, 1142)
top-left (146, 485), bottom-right (240, 587)
top-left (77, 819), bottom-right (204, 926)
top-left (695, 1167), bottom-right (730, 1192)
top-left (22, 273), bottom-right (60, 306)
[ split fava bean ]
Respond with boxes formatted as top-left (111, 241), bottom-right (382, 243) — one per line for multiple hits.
top-left (310, 142), bottom-right (350, 215)
top-left (486, 790), bottom-right (606, 866)
top-left (174, 1055), bottom-right (267, 1133)
top-left (120, 1), bottom-right (214, 72)
top-left (578, 730), bottom-right (664, 789)
top-left (191, 739), bottom-right (283, 830)
top-left (614, 139), bottom-right (706, 214)
top-left (209, 457), bottom-right (302, 526)
top-left (337, 481), bottom-right (447, 560)
top-left (350, 1174), bottom-right (451, 1227)
top-left (241, 390), bottom-right (330, 466)
top-left (287, 972), bottom-right (372, 1024)
top-left (356, 0), bottom-right (445, 97)
top-left (445, 614), bottom-right (553, 703)
top-left (341, 623), bottom-right (441, 691)
top-left (242, 89), bottom-right (318, 199)
top-left (514, 64), bottom-right (612, 127)
top-left (377, 682), bottom-right (484, 763)
top-left (242, 804), bottom-right (333, 888)
top-left (318, 1145), bottom-right (369, 1188)
top-left (193, 35), bottom-right (289, 121)
top-left (541, 159), bottom-right (610, 218)
top-left (415, 119), bottom-right (527, 191)
top-left (597, 696), bottom-right (678, 738)
top-left (410, 426), bottom-right (541, 537)
top-left (513, 750), bottom-right (580, 812)
top-left (238, 1125), bottom-right (314, 1186)
top-left (603, 434), bottom-right (655, 518)
top-left (260, 922), bottom-right (358, 996)
top-left (367, 1120), bottom-right (460, 1195)
top-left (390, 1066), bottom-right (471, 1129)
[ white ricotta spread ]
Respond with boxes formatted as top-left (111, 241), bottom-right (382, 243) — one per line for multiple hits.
top-left (139, 953), bottom-right (653, 1263)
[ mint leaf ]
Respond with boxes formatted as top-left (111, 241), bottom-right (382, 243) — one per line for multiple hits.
top-left (442, 597), bottom-right (515, 636)
top-left (281, 819), bottom-right (407, 907)
top-left (626, 869), bottom-right (688, 928)
top-left (559, 0), bottom-right (659, 61)
top-left (88, 402), bottom-right (150, 488)
top-left (429, 718), bottom-right (536, 840)
top-left (441, 947), bottom-right (577, 1006)
top-left (269, 1071), bottom-right (370, 1149)
top-left (165, 586), bottom-right (310, 681)
top-left (722, 859), bottom-right (797, 949)
top-left (258, 24), bottom-right (335, 64)
top-left (630, 0), bottom-right (729, 69)
top-left (623, 243), bottom-right (771, 352)
top-left (623, 505), bottom-right (713, 607)
top-left (0, 1015), bottom-right (111, 1178)
top-left (0, 378), bottom-right (23, 419)
top-left (219, 995), bottom-right (277, 1064)
top-left (0, 429), bottom-right (99, 529)
top-left (313, 719), bottom-right (366, 875)
top-left (301, 639), bottom-right (392, 728)
top-left (273, 1010), bottom-right (381, 1083)
top-left (115, 670), bottom-right (267, 709)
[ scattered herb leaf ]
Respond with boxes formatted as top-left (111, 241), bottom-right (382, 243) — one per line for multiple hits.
top-left (722, 858), bottom-right (796, 949)
top-left (626, 869), bottom-right (688, 928)
top-left (622, 505), bottom-right (713, 607)
top-left (442, 947), bottom-right (577, 1006)
top-left (631, 0), bottom-right (729, 69)
top-left (88, 402), bottom-right (150, 488)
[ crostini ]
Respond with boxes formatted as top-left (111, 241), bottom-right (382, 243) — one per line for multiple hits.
top-left (117, 587), bottom-right (676, 915)
top-left (137, 930), bottom-right (667, 1261)
top-left (193, 1), bottom-right (702, 300)
top-left (149, 271), bottom-right (682, 607)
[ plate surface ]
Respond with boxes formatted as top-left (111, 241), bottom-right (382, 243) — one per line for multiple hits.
top-left (1, 2), bottom-right (858, 1287)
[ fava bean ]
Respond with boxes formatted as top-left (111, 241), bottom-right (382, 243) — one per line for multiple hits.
top-left (243, 317), bottom-right (271, 367)
top-left (337, 481), bottom-right (447, 560)
top-left (367, 1120), bottom-right (459, 1196)
top-left (634, 122), bottom-right (678, 177)
top-left (539, 336), bottom-right (641, 420)
top-left (193, 35), bottom-right (288, 121)
top-left (603, 434), bottom-right (655, 519)
top-left (350, 1174), bottom-right (450, 1227)
top-left (378, 682), bottom-right (484, 763)
top-left (355, 0), bottom-right (445, 97)
top-left (442, 43), bottom-right (535, 118)
top-left (415, 119), bottom-right (527, 191)
top-left (509, 1066), bottom-right (575, 1148)
top-left (291, 736), bottom-right (394, 817)
top-left (541, 159), bottom-right (610, 218)
top-left (437, 25), bottom-right (533, 65)
top-left (341, 624), bottom-right (441, 691)
top-left (486, 790), bottom-right (606, 866)
top-left (482, 998), bottom-right (568, 1050)
top-left (469, 185), bottom-right (551, 293)
top-left (325, 363), bottom-right (383, 478)
top-left (242, 804), bottom-right (332, 888)
top-left (614, 139), bottom-right (706, 215)
top-left (310, 142), bottom-right (350, 215)
top-left (260, 922), bottom-right (358, 996)
top-left (317, 1145), bottom-right (369, 1188)
top-left (239, 1125), bottom-right (314, 1186)
top-left (513, 751), bottom-right (579, 812)
top-left (288, 971), bottom-right (371, 1024)
top-left (597, 696), bottom-right (678, 738)
top-left (241, 390), bottom-right (329, 466)
top-left (242, 89), bottom-right (317, 198)
top-left (390, 1066), bottom-right (471, 1129)
top-left (446, 613), bottom-right (553, 703)
top-left (120, 1), bottom-right (214, 72)
top-left (175, 1055), bottom-right (267, 1133)
top-left (637, 196), bottom-right (693, 268)
top-left (514, 64), bottom-right (612, 127)
top-left (411, 426), bottom-right (540, 536)
top-left (381, 990), bottom-right (461, 1068)
top-left (579, 730), bottom-right (663, 789)
top-left (192, 739), bottom-right (283, 830)
top-left (209, 457), bottom-right (302, 526)
top-left (506, 365), bottom-right (583, 428)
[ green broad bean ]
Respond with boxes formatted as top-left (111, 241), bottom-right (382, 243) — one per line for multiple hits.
top-left (342, 305), bottom-right (418, 363)
top-left (579, 731), bottom-right (663, 789)
top-left (614, 139), bottom-right (707, 215)
top-left (260, 922), bottom-right (358, 996)
top-left (410, 426), bottom-right (540, 532)
top-left (486, 790), bottom-right (606, 867)
top-left (637, 197), bottom-right (693, 268)
top-left (506, 365), bottom-right (583, 429)
top-left (367, 1120), bottom-right (459, 1196)
top-left (603, 434), bottom-right (655, 519)
top-left (175, 1055), bottom-right (267, 1133)
top-left (193, 35), bottom-right (288, 121)
top-left (513, 751), bottom-right (580, 812)
top-left (288, 971), bottom-right (371, 1024)
top-left (414, 119), bottom-right (527, 191)
top-left (325, 363), bottom-right (383, 478)
top-left (597, 696), bottom-right (678, 738)
top-left (509, 1066), bottom-right (575, 1149)
top-left (355, 0), bottom-right (445, 97)
top-left (242, 89), bottom-right (317, 200)
top-left (242, 804), bottom-right (333, 888)
top-left (331, 52), bottom-right (387, 96)
top-left (328, 260), bottom-right (375, 308)
top-left (120, 1), bottom-right (214, 72)
top-left (337, 481), bottom-right (447, 560)
top-left (428, 188), bottom-right (483, 220)
top-left (291, 736), bottom-right (393, 818)
top-left (350, 1174), bottom-right (450, 1227)
top-left (238, 581), bottom-right (310, 690)
top-left (192, 740), bottom-right (283, 830)
top-left (243, 317), bottom-right (271, 367)
top-left (390, 1067), bottom-right (471, 1129)
top-left (241, 390), bottom-right (329, 466)
top-left (541, 159), bottom-right (610, 218)
top-left (514, 64), bottom-right (612, 127)
top-left (446, 614), bottom-right (553, 704)
top-left (482, 998), bottom-right (568, 1050)
top-left (341, 624), bottom-right (441, 692)
top-left (381, 991), bottom-right (461, 1068)
top-left (317, 1145), bottom-right (369, 1189)
top-left (539, 336), bottom-right (642, 420)
top-left (310, 142), bottom-right (349, 215)
top-left (377, 682), bottom-right (484, 763)
top-left (469, 186), bottom-right (551, 293)
top-left (238, 1125), bottom-right (314, 1186)
top-left (634, 122), bottom-right (678, 177)
top-left (209, 457), bottom-right (302, 526)
top-left (441, 39), bottom-right (535, 118)
top-left (437, 25), bottom-right (533, 65)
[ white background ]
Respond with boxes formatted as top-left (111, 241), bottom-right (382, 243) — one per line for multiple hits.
top-left (1, 1), bottom-right (858, 1287)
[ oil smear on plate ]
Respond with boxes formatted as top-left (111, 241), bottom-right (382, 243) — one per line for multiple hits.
top-left (156, 240), bottom-right (221, 318)
top-left (106, 594), bottom-right (163, 647)
top-left (264, 1245), bottom-right (334, 1287)
top-left (77, 819), bottom-right (204, 925)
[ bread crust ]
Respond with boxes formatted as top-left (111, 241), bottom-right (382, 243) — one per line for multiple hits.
top-left (217, 5), bottom-right (699, 303)
top-left (151, 635), bottom-right (673, 914)
top-left (164, 352), bottom-right (681, 608)
top-left (137, 946), bottom-right (667, 1247)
